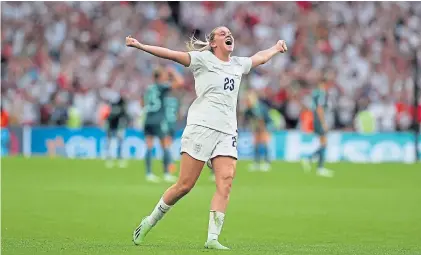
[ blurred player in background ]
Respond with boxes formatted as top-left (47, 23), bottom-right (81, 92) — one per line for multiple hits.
top-left (301, 73), bottom-right (334, 177)
top-left (245, 91), bottom-right (272, 172)
top-left (104, 95), bottom-right (129, 168)
top-left (143, 66), bottom-right (184, 183)
top-left (163, 82), bottom-right (181, 174)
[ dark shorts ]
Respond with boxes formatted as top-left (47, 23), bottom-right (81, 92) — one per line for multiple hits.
top-left (105, 119), bottom-right (125, 138)
top-left (144, 122), bottom-right (169, 139)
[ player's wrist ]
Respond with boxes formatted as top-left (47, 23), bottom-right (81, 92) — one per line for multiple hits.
top-left (136, 42), bottom-right (145, 50)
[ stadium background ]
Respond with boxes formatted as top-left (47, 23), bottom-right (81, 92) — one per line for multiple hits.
top-left (1, 1), bottom-right (421, 161)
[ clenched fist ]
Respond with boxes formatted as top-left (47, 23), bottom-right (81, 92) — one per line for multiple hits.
top-left (275, 40), bottom-right (288, 53)
top-left (126, 35), bottom-right (141, 48)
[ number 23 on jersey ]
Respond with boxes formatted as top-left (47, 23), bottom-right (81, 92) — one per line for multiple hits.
top-left (224, 77), bottom-right (235, 91)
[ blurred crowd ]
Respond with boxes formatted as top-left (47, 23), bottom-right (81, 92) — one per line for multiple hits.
top-left (1, 1), bottom-right (421, 131)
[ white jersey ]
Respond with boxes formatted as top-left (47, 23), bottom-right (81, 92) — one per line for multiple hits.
top-left (186, 50), bottom-right (252, 135)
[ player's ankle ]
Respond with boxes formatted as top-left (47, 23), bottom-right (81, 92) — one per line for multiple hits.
top-left (207, 233), bottom-right (218, 242)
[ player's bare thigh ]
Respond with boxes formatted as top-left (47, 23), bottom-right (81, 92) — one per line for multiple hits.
top-left (319, 135), bottom-right (327, 146)
top-left (255, 120), bottom-right (270, 143)
top-left (160, 136), bottom-right (172, 149)
top-left (212, 156), bottom-right (236, 181)
top-left (163, 152), bottom-right (204, 204)
top-left (146, 136), bottom-right (154, 148)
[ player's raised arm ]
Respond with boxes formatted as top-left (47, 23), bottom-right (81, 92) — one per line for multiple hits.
top-left (250, 40), bottom-right (287, 68)
top-left (126, 35), bottom-right (191, 67)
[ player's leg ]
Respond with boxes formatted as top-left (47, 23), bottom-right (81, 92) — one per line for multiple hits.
top-left (144, 133), bottom-right (160, 182)
top-left (258, 122), bottom-right (271, 172)
top-left (105, 123), bottom-right (116, 168)
top-left (160, 135), bottom-right (177, 183)
top-left (250, 129), bottom-right (261, 172)
top-left (205, 133), bottom-right (238, 250)
top-left (116, 128), bottom-right (128, 168)
top-left (301, 121), bottom-right (320, 172)
top-left (159, 122), bottom-right (177, 182)
top-left (133, 125), bottom-right (213, 245)
top-left (315, 134), bottom-right (333, 177)
top-left (133, 152), bottom-right (204, 245)
top-left (205, 156), bottom-right (235, 250)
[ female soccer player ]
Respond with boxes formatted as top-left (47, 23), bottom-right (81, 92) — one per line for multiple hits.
top-left (244, 92), bottom-right (272, 172)
top-left (126, 26), bottom-right (287, 250)
top-left (143, 66), bottom-right (184, 183)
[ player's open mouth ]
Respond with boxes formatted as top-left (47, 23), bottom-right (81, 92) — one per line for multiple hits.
top-left (225, 37), bottom-right (233, 46)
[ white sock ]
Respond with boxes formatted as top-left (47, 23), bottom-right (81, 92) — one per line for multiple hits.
top-left (207, 211), bottom-right (225, 241)
top-left (147, 198), bottom-right (171, 226)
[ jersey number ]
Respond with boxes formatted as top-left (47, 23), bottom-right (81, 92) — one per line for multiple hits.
top-left (224, 78), bottom-right (235, 91)
top-left (145, 88), bottom-right (161, 112)
top-left (232, 136), bottom-right (237, 148)
top-left (165, 106), bottom-right (177, 122)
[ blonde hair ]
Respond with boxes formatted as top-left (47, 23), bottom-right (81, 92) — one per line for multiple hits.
top-left (186, 27), bottom-right (220, 52)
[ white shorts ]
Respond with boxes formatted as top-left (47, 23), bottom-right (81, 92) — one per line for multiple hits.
top-left (180, 124), bottom-right (238, 162)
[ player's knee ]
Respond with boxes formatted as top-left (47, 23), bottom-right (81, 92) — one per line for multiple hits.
top-left (217, 178), bottom-right (233, 200)
top-left (176, 180), bottom-right (195, 196)
top-left (161, 137), bottom-right (171, 148)
top-left (216, 170), bottom-right (234, 198)
top-left (320, 136), bottom-right (327, 146)
top-left (146, 137), bottom-right (154, 149)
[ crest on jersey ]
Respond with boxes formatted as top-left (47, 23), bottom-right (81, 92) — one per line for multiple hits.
top-left (194, 143), bottom-right (202, 153)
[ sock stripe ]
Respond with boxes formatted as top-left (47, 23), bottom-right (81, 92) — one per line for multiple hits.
top-left (158, 205), bottom-right (168, 214)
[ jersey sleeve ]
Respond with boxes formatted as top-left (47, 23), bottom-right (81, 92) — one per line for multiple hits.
top-left (187, 51), bottom-right (206, 75)
top-left (237, 57), bottom-right (252, 74)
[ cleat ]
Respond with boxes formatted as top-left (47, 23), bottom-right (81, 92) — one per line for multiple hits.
top-left (248, 163), bottom-right (259, 172)
top-left (133, 217), bottom-right (153, 245)
top-left (260, 162), bottom-right (271, 172)
top-left (146, 174), bottom-right (161, 183)
top-left (301, 158), bottom-right (311, 172)
top-left (106, 160), bottom-right (114, 169)
top-left (164, 174), bottom-right (177, 183)
top-left (204, 239), bottom-right (230, 250)
top-left (317, 168), bottom-right (334, 178)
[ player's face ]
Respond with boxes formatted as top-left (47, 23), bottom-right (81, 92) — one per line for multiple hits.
top-left (211, 26), bottom-right (234, 54)
top-left (157, 70), bottom-right (169, 83)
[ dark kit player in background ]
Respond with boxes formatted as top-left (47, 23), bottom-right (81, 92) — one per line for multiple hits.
top-left (104, 95), bottom-right (130, 168)
top-left (143, 66), bottom-right (184, 183)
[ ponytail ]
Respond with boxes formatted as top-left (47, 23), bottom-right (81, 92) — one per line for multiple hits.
top-left (186, 27), bottom-right (221, 52)
top-left (186, 35), bottom-right (211, 52)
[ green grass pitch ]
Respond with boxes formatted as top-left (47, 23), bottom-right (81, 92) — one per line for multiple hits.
top-left (1, 157), bottom-right (421, 255)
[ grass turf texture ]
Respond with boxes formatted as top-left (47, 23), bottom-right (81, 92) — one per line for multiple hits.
top-left (1, 157), bottom-right (421, 255)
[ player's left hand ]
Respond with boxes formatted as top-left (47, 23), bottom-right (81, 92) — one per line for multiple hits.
top-left (276, 40), bottom-right (288, 53)
top-left (126, 35), bottom-right (141, 48)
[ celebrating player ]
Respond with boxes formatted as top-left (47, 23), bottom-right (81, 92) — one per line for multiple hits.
top-left (244, 91), bottom-right (272, 172)
top-left (126, 26), bottom-right (287, 250)
top-left (143, 67), bottom-right (184, 183)
top-left (104, 96), bottom-right (129, 168)
top-left (301, 74), bottom-right (334, 177)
